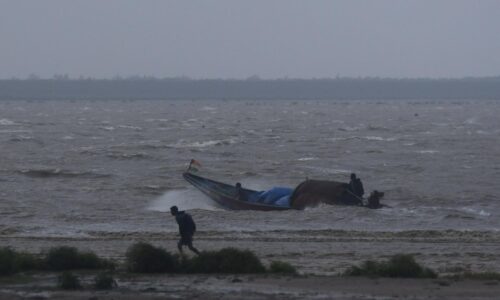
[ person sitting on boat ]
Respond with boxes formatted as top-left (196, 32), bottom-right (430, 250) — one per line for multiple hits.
top-left (235, 182), bottom-right (243, 200)
top-left (349, 173), bottom-right (364, 198)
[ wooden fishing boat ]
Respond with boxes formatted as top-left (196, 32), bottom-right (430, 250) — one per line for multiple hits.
top-left (183, 160), bottom-right (385, 210)
top-left (183, 172), bottom-right (290, 211)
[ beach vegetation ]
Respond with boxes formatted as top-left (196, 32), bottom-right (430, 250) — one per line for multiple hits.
top-left (0, 247), bottom-right (43, 275)
top-left (94, 272), bottom-right (117, 289)
top-left (58, 271), bottom-right (81, 290)
top-left (125, 242), bottom-right (177, 273)
top-left (0, 248), bottom-right (17, 276)
top-left (45, 246), bottom-right (114, 271)
top-left (188, 248), bottom-right (266, 274)
top-left (269, 261), bottom-right (297, 274)
top-left (344, 254), bottom-right (437, 278)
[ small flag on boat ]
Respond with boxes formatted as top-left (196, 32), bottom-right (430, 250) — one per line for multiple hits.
top-left (188, 159), bottom-right (202, 172)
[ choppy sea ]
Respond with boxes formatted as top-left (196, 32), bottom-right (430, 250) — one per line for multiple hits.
top-left (1, 99), bottom-right (499, 239)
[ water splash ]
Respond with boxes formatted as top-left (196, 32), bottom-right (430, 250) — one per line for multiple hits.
top-left (147, 189), bottom-right (221, 212)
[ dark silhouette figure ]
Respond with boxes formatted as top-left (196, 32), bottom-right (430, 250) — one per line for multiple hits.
top-left (170, 206), bottom-right (200, 255)
top-left (349, 173), bottom-right (365, 198)
top-left (235, 182), bottom-right (243, 199)
top-left (367, 190), bottom-right (385, 209)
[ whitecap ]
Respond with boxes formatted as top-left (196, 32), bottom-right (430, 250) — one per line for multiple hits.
top-left (118, 125), bottom-right (143, 130)
top-left (171, 138), bottom-right (237, 148)
top-left (363, 136), bottom-right (396, 141)
top-left (0, 119), bottom-right (15, 125)
top-left (338, 126), bottom-right (361, 132)
top-left (10, 135), bottom-right (33, 141)
top-left (416, 150), bottom-right (439, 154)
top-left (465, 118), bottom-right (478, 125)
top-left (476, 130), bottom-right (489, 135)
top-left (200, 106), bottom-right (217, 111)
top-left (460, 207), bottom-right (491, 217)
top-left (298, 157), bottom-right (318, 161)
top-left (100, 126), bottom-right (115, 131)
top-left (330, 137), bottom-right (350, 142)
top-left (0, 129), bottom-right (31, 133)
top-left (145, 118), bottom-right (169, 122)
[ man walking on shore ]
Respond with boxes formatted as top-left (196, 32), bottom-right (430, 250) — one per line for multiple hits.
top-left (170, 206), bottom-right (200, 255)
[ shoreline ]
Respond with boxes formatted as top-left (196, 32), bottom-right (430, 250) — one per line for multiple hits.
top-left (2, 229), bottom-right (500, 276)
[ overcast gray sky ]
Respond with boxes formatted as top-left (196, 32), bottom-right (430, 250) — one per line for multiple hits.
top-left (1, 0), bottom-right (499, 79)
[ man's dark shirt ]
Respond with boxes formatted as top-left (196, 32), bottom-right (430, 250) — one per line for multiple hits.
top-left (353, 178), bottom-right (364, 197)
top-left (350, 178), bottom-right (365, 198)
top-left (175, 211), bottom-right (196, 236)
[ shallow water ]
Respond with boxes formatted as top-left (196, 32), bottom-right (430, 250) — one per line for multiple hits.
top-left (1, 99), bottom-right (499, 239)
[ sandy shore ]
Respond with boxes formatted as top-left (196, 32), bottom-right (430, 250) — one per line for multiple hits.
top-left (2, 274), bottom-right (500, 299)
top-left (3, 229), bottom-right (500, 275)
top-left (2, 230), bottom-right (500, 299)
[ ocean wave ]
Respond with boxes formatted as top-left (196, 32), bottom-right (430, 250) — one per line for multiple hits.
top-left (106, 151), bottom-right (152, 160)
top-left (170, 138), bottom-right (238, 148)
top-left (459, 207), bottom-right (491, 217)
top-left (0, 118), bottom-right (15, 125)
top-left (363, 136), bottom-right (397, 141)
top-left (297, 157), bottom-right (318, 161)
top-left (147, 189), bottom-right (222, 212)
top-left (8, 135), bottom-right (35, 142)
top-left (338, 126), bottom-right (362, 132)
top-left (118, 125), bottom-right (143, 130)
top-left (367, 125), bottom-right (390, 131)
top-left (0, 129), bottom-right (31, 134)
top-left (200, 106), bottom-right (217, 111)
top-left (99, 126), bottom-right (115, 131)
top-left (415, 150), bottom-right (439, 154)
top-left (145, 118), bottom-right (169, 122)
top-left (465, 117), bottom-right (479, 125)
top-left (17, 168), bottom-right (112, 179)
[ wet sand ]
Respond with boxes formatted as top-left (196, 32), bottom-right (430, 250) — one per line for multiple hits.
top-left (1, 274), bottom-right (500, 299)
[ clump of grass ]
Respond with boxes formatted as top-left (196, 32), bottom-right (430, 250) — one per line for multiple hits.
top-left (125, 243), bottom-right (177, 273)
top-left (188, 248), bottom-right (266, 274)
top-left (344, 254), bottom-right (437, 278)
top-left (45, 246), bottom-right (114, 271)
top-left (0, 247), bottom-right (43, 275)
top-left (269, 261), bottom-right (297, 274)
top-left (0, 248), bottom-right (17, 276)
top-left (94, 272), bottom-right (117, 290)
top-left (14, 252), bottom-right (44, 270)
top-left (58, 271), bottom-right (81, 290)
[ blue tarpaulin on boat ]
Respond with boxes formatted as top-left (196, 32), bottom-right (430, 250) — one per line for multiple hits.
top-left (248, 187), bottom-right (293, 207)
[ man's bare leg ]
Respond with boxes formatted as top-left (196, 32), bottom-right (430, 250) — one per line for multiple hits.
top-left (187, 241), bottom-right (200, 255)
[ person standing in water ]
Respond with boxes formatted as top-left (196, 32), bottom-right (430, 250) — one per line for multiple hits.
top-left (170, 206), bottom-right (200, 255)
top-left (349, 173), bottom-right (365, 198)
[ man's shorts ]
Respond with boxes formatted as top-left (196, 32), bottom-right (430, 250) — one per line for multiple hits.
top-left (179, 234), bottom-right (193, 245)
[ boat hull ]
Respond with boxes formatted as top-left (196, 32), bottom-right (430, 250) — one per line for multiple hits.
top-left (183, 172), bottom-right (290, 211)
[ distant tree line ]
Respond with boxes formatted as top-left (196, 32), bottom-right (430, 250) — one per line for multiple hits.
top-left (1, 77), bottom-right (500, 100)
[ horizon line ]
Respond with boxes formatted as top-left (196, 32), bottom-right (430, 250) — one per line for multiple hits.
top-left (2, 74), bottom-right (500, 81)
